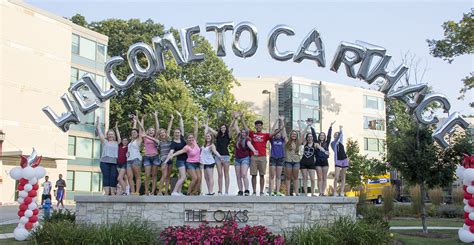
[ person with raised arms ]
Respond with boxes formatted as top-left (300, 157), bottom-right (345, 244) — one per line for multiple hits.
top-left (163, 111), bottom-right (187, 196)
top-left (115, 122), bottom-right (129, 195)
top-left (300, 120), bottom-right (327, 196)
top-left (137, 111), bottom-right (160, 195)
top-left (201, 122), bottom-right (226, 195)
top-left (269, 115), bottom-right (286, 196)
top-left (284, 120), bottom-right (304, 196)
top-left (155, 112), bottom-right (174, 195)
top-left (331, 125), bottom-right (349, 197)
top-left (96, 116), bottom-right (119, 196)
top-left (127, 115), bottom-right (143, 195)
top-left (312, 121), bottom-right (334, 196)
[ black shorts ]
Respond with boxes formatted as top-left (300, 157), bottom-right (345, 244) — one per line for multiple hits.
top-left (42, 194), bottom-right (51, 202)
top-left (315, 159), bottom-right (329, 167)
top-left (300, 161), bottom-right (316, 170)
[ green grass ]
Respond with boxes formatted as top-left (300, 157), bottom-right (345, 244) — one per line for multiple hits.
top-left (389, 218), bottom-right (464, 228)
top-left (0, 238), bottom-right (29, 245)
top-left (0, 223), bottom-right (17, 234)
top-left (392, 230), bottom-right (462, 245)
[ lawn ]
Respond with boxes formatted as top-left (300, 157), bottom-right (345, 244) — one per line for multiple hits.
top-left (392, 230), bottom-right (462, 245)
top-left (0, 223), bottom-right (17, 234)
top-left (389, 218), bottom-right (464, 228)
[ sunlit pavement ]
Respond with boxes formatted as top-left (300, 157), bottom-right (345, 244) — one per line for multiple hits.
top-left (0, 204), bottom-right (75, 225)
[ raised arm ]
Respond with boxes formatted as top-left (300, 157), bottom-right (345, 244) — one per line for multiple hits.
top-left (193, 116), bottom-right (199, 139)
top-left (338, 126), bottom-right (344, 143)
top-left (205, 118), bottom-right (218, 135)
top-left (96, 116), bottom-right (105, 143)
top-left (297, 120), bottom-right (303, 145)
top-left (271, 117), bottom-right (279, 134)
top-left (167, 114), bottom-right (174, 138)
top-left (153, 111), bottom-right (160, 138)
top-left (240, 112), bottom-right (250, 132)
top-left (282, 119), bottom-right (287, 140)
top-left (310, 126), bottom-right (318, 142)
top-left (327, 121), bottom-right (335, 143)
top-left (176, 111), bottom-right (184, 135)
top-left (228, 116), bottom-right (236, 138)
top-left (270, 115), bottom-right (285, 137)
top-left (115, 122), bottom-right (121, 143)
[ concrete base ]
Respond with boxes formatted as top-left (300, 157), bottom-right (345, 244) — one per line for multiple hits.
top-left (75, 195), bottom-right (358, 233)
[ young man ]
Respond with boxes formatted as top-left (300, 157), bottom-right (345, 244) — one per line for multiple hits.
top-left (55, 174), bottom-right (66, 209)
top-left (40, 176), bottom-right (52, 208)
top-left (242, 115), bottom-right (283, 196)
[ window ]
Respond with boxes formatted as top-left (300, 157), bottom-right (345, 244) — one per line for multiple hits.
top-left (97, 44), bottom-right (107, 63)
top-left (74, 171), bottom-right (92, 191)
top-left (79, 37), bottom-right (96, 61)
top-left (71, 34), bottom-right (79, 54)
top-left (93, 140), bottom-right (101, 159)
top-left (364, 95), bottom-right (379, 109)
top-left (75, 137), bottom-right (93, 158)
top-left (91, 172), bottom-right (102, 192)
top-left (364, 138), bottom-right (386, 152)
top-left (67, 171), bottom-right (75, 191)
top-left (312, 86), bottom-right (319, 101)
top-left (68, 136), bottom-right (76, 156)
top-left (96, 75), bottom-right (106, 90)
top-left (70, 68), bottom-right (78, 84)
top-left (292, 84), bottom-right (300, 98)
top-left (363, 117), bottom-right (386, 131)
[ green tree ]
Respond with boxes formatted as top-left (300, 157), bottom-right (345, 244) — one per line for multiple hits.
top-left (427, 11), bottom-right (474, 107)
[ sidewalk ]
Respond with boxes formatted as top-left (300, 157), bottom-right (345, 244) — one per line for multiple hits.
top-left (390, 226), bottom-right (459, 230)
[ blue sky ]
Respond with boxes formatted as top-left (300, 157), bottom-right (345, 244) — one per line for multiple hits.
top-left (27, 0), bottom-right (473, 114)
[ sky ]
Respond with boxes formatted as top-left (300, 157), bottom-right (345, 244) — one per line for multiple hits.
top-left (27, 0), bottom-right (473, 114)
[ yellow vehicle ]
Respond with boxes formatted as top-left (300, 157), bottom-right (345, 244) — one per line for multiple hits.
top-left (346, 173), bottom-right (391, 204)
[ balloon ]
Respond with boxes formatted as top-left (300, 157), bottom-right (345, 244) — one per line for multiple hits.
top-left (355, 41), bottom-right (386, 81)
top-left (34, 167), bottom-right (46, 179)
top-left (267, 24), bottom-right (295, 61)
top-left (387, 84), bottom-right (428, 112)
top-left (29, 215), bottom-right (38, 223)
top-left (19, 204), bottom-right (28, 211)
top-left (17, 197), bottom-right (24, 204)
top-left (28, 177), bottom-right (37, 185)
top-left (10, 167), bottom-right (22, 180)
top-left (24, 184), bottom-right (33, 192)
top-left (205, 22), bottom-right (234, 57)
top-left (232, 22), bottom-right (258, 58)
top-left (19, 217), bottom-right (29, 224)
top-left (456, 166), bottom-right (466, 179)
top-left (18, 210), bottom-right (24, 217)
top-left (152, 33), bottom-right (187, 71)
top-left (465, 193), bottom-right (473, 201)
top-left (18, 184), bottom-right (24, 191)
top-left (293, 28), bottom-right (325, 67)
top-left (28, 202), bottom-right (37, 211)
top-left (180, 25), bottom-right (205, 62)
top-left (20, 178), bottom-right (29, 185)
top-left (42, 93), bottom-right (81, 132)
top-left (19, 191), bottom-right (28, 198)
top-left (24, 197), bottom-right (32, 205)
top-left (69, 79), bottom-right (100, 115)
top-left (13, 227), bottom-right (30, 241)
top-left (432, 112), bottom-right (470, 148)
top-left (32, 184), bottom-right (39, 191)
top-left (25, 222), bottom-right (33, 230)
top-left (127, 42), bottom-right (158, 78)
top-left (467, 186), bottom-right (474, 195)
top-left (105, 56), bottom-right (137, 92)
top-left (24, 210), bottom-right (33, 218)
top-left (466, 218), bottom-right (474, 226)
top-left (413, 93), bottom-right (451, 125)
top-left (459, 229), bottom-right (474, 243)
top-left (82, 73), bottom-right (117, 103)
top-left (33, 209), bottom-right (39, 215)
top-left (330, 42), bottom-right (366, 78)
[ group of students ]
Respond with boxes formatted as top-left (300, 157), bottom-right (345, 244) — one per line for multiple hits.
top-left (97, 110), bottom-right (349, 197)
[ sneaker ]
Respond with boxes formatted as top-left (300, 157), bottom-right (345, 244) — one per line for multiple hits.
top-left (171, 192), bottom-right (180, 196)
top-left (339, 193), bottom-right (345, 197)
top-left (276, 192), bottom-right (285, 196)
top-left (333, 192), bottom-right (337, 197)
top-left (224, 192), bottom-right (229, 196)
top-left (217, 192), bottom-right (223, 196)
top-left (252, 192), bottom-right (257, 196)
top-left (260, 192), bottom-right (267, 196)
top-left (244, 190), bottom-right (250, 196)
top-left (206, 193), bottom-right (215, 196)
top-left (238, 191), bottom-right (243, 196)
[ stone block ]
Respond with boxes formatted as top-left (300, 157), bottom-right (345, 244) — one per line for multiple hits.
top-left (288, 214), bottom-right (304, 223)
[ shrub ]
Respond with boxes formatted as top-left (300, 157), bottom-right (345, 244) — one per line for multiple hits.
top-left (452, 186), bottom-right (464, 205)
top-left (438, 205), bottom-right (464, 218)
top-left (46, 209), bottom-right (75, 223)
top-left (428, 188), bottom-right (444, 206)
top-left (31, 220), bottom-right (159, 244)
top-left (361, 204), bottom-right (385, 224)
top-left (382, 186), bottom-right (395, 217)
top-left (284, 225), bottom-right (336, 245)
top-left (356, 189), bottom-right (368, 215)
top-left (391, 204), bottom-right (415, 217)
top-left (427, 204), bottom-right (438, 217)
top-left (409, 185), bottom-right (422, 216)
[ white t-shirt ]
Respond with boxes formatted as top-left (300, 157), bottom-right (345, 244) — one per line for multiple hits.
top-left (42, 181), bottom-right (52, 195)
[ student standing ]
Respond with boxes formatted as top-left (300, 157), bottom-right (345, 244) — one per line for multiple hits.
top-left (331, 125), bottom-right (349, 197)
top-left (156, 113), bottom-right (174, 195)
top-left (55, 174), bottom-right (66, 209)
top-left (313, 121), bottom-right (334, 196)
top-left (284, 120), bottom-right (303, 196)
top-left (96, 116), bottom-right (119, 196)
top-left (200, 132), bottom-right (224, 195)
top-left (40, 176), bottom-right (52, 207)
top-left (116, 123), bottom-right (129, 195)
top-left (269, 116), bottom-right (286, 196)
top-left (127, 116), bottom-right (143, 195)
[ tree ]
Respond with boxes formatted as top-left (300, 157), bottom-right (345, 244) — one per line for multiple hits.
top-left (427, 11), bottom-right (474, 107)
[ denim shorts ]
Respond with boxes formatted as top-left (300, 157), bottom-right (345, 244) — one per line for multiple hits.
top-left (117, 164), bottom-right (127, 170)
top-left (285, 161), bottom-right (300, 169)
top-left (270, 157), bottom-right (285, 167)
top-left (235, 157), bottom-right (250, 166)
top-left (215, 155), bottom-right (231, 164)
top-left (176, 160), bottom-right (186, 169)
top-left (203, 163), bottom-right (215, 169)
top-left (143, 155), bottom-right (160, 166)
top-left (186, 162), bottom-right (201, 170)
top-left (127, 158), bottom-right (142, 168)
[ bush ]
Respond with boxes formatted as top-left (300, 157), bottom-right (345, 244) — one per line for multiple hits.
top-left (409, 185), bottom-right (422, 216)
top-left (46, 208), bottom-right (76, 223)
top-left (438, 205), bottom-right (464, 218)
top-left (428, 188), bottom-right (444, 206)
top-left (361, 205), bottom-right (385, 223)
top-left (382, 186), bottom-right (395, 217)
top-left (284, 225), bottom-right (336, 245)
top-left (391, 204), bottom-right (415, 217)
top-left (452, 186), bottom-right (464, 205)
top-left (31, 220), bottom-right (159, 244)
top-left (356, 189), bottom-right (368, 215)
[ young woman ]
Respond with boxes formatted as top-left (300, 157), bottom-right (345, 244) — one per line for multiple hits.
top-left (127, 116), bottom-right (143, 195)
top-left (205, 117), bottom-right (236, 196)
top-left (116, 123), bottom-right (129, 195)
top-left (269, 115), bottom-right (286, 196)
top-left (233, 113), bottom-right (259, 196)
top-left (313, 121), bottom-right (334, 196)
top-left (166, 116), bottom-right (200, 195)
top-left (136, 112), bottom-right (160, 195)
top-left (300, 120), bottom-right (327, 196)
top-left (156, 113), bottom-right (174, 195)
top-left (331, 125), bottom-right (349, 197)
top-left (285, 120), bottom-right (303, 196)
top-left (200, 132), bottom-right (224, 195)
top-left (96, 117), bottom-right (119, 196)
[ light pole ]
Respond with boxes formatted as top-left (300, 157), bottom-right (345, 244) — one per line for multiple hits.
top-left (0, 130), bottom-right (5, 156)
top-left (262, 90), bottom-right (271, 131)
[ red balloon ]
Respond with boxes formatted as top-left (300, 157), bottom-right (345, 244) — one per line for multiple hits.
top-left (19, 204), bottom-right (28, 211)
top-left (466, 212), bottom-right (470, 219)
top-left (465, 193), bottom-right (472, 200)
top-left (470, 226), bottom-right (474, 233)
top-left (471, 181), bottom-right (474, 186)
top-left (469, 199), bottom-right (474, 207)
top-left (32, 209), bottom-right (39, 215)
top-left (466, 218), bottom-right (474, 226)
top-left (28, 190), bottom-right (37, 197)
top-left (29, 215), bottom-right (38, 223)
top-left (25, 222), bottom-right (33, 230)
top-left (18, 210), bottom-right (25, 217)
top-left (18, 185), bottom-right (24, 191)
top-left (32, 184), bottom-right (39, 191)
top-left (464, 185), bottom-right (468, 192)
top-left (19, 178), bottom-right (28, 185)
top-left (24, 197), bottom-right (32, 205)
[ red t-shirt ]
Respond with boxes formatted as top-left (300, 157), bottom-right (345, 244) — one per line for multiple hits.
top-left (235, 139), bottom-right (251, 158)
top-left (117, 143), bottom-right (128, 165)
top-left (249, 131), bottom-right (270, 156)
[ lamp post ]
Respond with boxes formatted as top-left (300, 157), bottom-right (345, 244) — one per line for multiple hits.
top-left (0, 130), bottom-right (5, 156)
top-left (262, 90), bottom-right (271, 131)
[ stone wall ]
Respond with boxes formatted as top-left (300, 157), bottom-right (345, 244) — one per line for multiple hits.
top-left (75, 196), bottom-right (357, 233)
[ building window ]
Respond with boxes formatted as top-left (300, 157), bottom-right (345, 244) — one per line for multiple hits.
top-left (75, 137), bottom-right (93, 158)
top-left (68, 136), bottom-right (76, 156)
top-left (97, 44), bottom-right (107, 63)
top-left (92, 172), bottom-right (102, 192)
top-left (79, 36), bottom-right (96, 61)
top-left (67, 171), bottom-right (75, 191)
top-left (364, 138), bottom-right (386, 152)
top-left (292, 84), bottom-right (300, 98)
top-left (364, 116), bottom-right (386, 131)
top-left (312, 86), bottom-right (319, 101)
top-left (71, 34), bottom-right (79, 54)
top-left (74, 171), bottom-right (92, 191)
top-left (93, 140), bottom-right (102, 159)
top-left (364, 95), bottom-right (379, 109)
top-left (70, 68), bottom-right (78, 84)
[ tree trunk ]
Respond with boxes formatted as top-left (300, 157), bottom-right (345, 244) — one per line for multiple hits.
top-left (420, 182), bottom-right (428, 233)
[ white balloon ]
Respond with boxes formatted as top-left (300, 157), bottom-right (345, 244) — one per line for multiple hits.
top-left (19, 217), bottom-right (29, 224)
top-left (464, 224), bottom-right (470, 230)
top-left (35, 167), bottom-right (46, 179)
top-left (459, 229), bottom-right (474, 243)
top-left (465, 199), bottom-right (469, 205)
top-left (22, 166), bottom-right (36, 180)
top-left (24, 210), bottom-right (33, 218)
top-left (19, 191), bottom-right (28, 198)
top-left (13, 227), bottom-right (30, 241)
top-left (468, 186), bottom-right (474, 195)
top-left (28, 202), bottom-right (37, 210)
top-left (457, 166), bottom-right (466, 179)
top-left (10, 167), bottom-right (23, 180)
top-left (17, 197), bottom-right (24, 204)
top-left (29, 177), bottom-right (38, 185)
top-left (464, 169), bottom-right (474, 182)
top-left (17, 223), bottom-right (25, 228)
top-left (24, 184), bottom-right (32, 192)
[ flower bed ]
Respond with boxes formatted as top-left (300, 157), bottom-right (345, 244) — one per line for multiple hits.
top-left (160, 221), bottom-right (284, 244)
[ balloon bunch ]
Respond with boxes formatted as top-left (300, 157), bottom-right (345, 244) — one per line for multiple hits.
top-left (9, 149), bottom-right (46, 241)
top-left (457, 154), bottom-right (474, 243)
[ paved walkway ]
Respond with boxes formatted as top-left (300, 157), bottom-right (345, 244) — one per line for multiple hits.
top-left (0, 233), bottom-right (14, 240)
top-left (390, 226), bottom-right (459, 230)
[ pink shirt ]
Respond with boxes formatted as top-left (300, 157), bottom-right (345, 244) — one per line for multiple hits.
top-left (144, 137), bottom-right (158, 156)
top-left (184, 143), bottom-right (201, 163)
